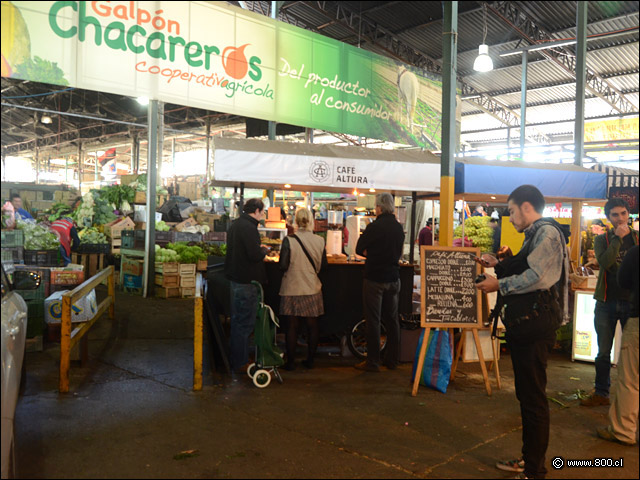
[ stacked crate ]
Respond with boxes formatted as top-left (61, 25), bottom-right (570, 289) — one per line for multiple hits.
top-left (105, 217), bottom-right (135, 254)
top-left (1, 229), bottom-right (24, 264)
top-left (15, 266), bottom-right (50, 351)
top-left (155, 262), bottom-right (180, 298)
top-left (122, 257), bottom-right (144, 295)
top-left (179, 264), bottom-right (196, 298)
top-left (49, 268), bottom-right (84, 294)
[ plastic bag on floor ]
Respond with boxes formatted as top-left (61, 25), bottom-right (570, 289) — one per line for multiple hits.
top-left (411, 329), bottom-right (452, 393)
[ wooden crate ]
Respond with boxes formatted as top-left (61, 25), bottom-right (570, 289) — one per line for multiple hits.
top-left (111, 238), bottom-right (122, 255)
top-left (196, 259), bottom-right (207, 271)
top-left (179, 275), bottom-right (196, 288)
top-left (155, 262), bottom-right (179, 274)
top-left (180, 287), bottom-right (196, 298)
top-left (105, 217), bottom-right (135, 239)
top-left (134, 191), bottom-right (146, 204)
top-left (156, 287), bottom-right (181, 298)
top-left (70, 253), bottom-right (106, 278)
top-left (155, 274), bottom-right (179, 288)
top-left (179, 263), bottom-right (196, 276)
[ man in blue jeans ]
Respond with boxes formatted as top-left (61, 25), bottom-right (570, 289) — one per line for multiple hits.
top-left (224, 198), bottom-right (268, 374)
top-left (354, 193), bottom-right (405, 372)
top-left (582, 198), bottom-right (638, 407)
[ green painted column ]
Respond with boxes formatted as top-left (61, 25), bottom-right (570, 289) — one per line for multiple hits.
top-left (439, 1), bottom-right (458, 247)
top-left (574, 1), bottom-right (588, 166)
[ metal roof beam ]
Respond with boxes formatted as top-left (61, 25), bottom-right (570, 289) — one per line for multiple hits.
top-left (486, 1), bottom-right (638, 114)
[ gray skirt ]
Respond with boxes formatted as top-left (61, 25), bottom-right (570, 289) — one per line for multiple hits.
top-left (280, 291), bottom-right (324, 317)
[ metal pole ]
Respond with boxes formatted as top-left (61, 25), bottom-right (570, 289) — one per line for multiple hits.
top-left (157, 102), bottom-right (164, 185)
top-left (143, 100), bottom-right (159, 298)
top-left (205, 117), bottom-right (211, 196)
top-left (172, 137), bottom-right (176, 172)
top-left (439, 1), bottom-right (458, 247)
top-left (520, 52), bottom-right (527, 161)
top-left (507, 127), bottom-right (511, 161)
top-left (77, 143), bottom-right (83, 193)
top-left (409, 191), bottom-right (417, 264)
top-left (65, 155), bottom-right (68, 184)
top-left (94, 150), bottom-right (98, 185)
top-left (574, 1), bottom-right (588, 166)
top-left (240, 182), bottom-right (245, 214)
top-left (35, 147), bottom-right (40, 185)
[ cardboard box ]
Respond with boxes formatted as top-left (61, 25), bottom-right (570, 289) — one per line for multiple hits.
top-left (195, 212), bottom-right (220, 230)
top-left (105, 217), bottom-right (135, 238)
top-left (121, 174), bottom-right (139, 186)
top-left (123, 273), bottom-right (143, 289)
top-left (50, 268), bottom-right (85, 286)
top-left (175, 218), bottom-right (197, 232)
top-left (44, 289), bottom-right (97, 324)
top-left (122, 257), bottom-right (144, 277)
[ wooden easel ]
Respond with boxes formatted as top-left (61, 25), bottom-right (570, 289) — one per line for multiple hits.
top-left (411, 246), bottom-right (493, 397)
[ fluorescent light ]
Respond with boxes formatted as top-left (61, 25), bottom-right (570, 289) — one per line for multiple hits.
top-left (41, 115), bottom-right (52, 124)
top-left (284, 184), bottom-right (291, 189)
top-left (500, 39), bottom-right (577, 57)
top-left (473, 44), bottom-right (493, 72)
top-left (136, 96), bottom-right (149, 105)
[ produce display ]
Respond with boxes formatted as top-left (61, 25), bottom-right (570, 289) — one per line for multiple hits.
top-left (101, 184), bottom-right (135, 215)
top-left (45, 202), bottom-right (73, 222)
top-left (181, 224), bottom-right (210, 234)
top-left (155, 244), bottom-right (180, 263)
top-left (73, 190), bottom-right (117, 227)
top-left (16, 219), bottom-right (60, 250)
top-left (166, 242), bottom-right (208, 264)
top-left (156, 220), bottom-right (170, 231)
top-left (194, 242), bottom-right (227, 257)
top-left (78, 227), bottom-right (109, 245)
top-left (453, 216), bottom-right (494, 253)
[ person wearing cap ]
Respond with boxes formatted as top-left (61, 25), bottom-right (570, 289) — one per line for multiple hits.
top-left (354, 193), bottom-right (405, 372)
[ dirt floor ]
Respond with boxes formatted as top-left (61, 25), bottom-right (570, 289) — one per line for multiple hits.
top-left (14, 289), bottom-right (639, 479)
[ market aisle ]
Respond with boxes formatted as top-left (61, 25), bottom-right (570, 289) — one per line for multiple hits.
top-left (14, 291), bottom-right (639, 479)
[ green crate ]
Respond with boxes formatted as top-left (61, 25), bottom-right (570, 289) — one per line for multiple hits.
top-left (26, 301), bottom-right (45, 338)
top-left (1, 230), bottom-right (24, 247)
top-left (16, 280), bottom-right (46, 301)
top-left (2, 247), bottom-right (24, 263)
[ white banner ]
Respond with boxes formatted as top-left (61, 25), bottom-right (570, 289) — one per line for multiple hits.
top-left (214, 148), bottom-right (441, 193)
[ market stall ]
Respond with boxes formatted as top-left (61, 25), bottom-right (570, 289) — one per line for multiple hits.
top-left (208, 137), bottom-right (440, 336)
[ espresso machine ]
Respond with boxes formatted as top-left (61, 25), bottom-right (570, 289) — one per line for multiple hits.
top-left (326, 210), bottom-right (343, 255)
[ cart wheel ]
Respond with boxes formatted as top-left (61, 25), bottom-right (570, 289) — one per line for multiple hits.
top-left (347, 319), bottom-right (387, 360)
top-left (273, 368), bottom-right (284, 384)
top-left (247, 363), bottom-right (258, 379)
top-left (253, 369), bottom-right (271, 388)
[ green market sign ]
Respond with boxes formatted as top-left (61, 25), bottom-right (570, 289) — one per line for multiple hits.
top-left (1, 1), bottom-right (458, 149)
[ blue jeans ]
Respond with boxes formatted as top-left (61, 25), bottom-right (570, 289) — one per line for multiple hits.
top-left (229, 282), bottom-right (258, 371)
top-left (60, 245), bottom-right (70, 266)
top-left (594, 300), bottom-right (630, 397)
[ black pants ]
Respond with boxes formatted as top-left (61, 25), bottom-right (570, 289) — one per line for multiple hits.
top-left (362, 278), bottom-right (400, 367)
top-left (508, 330), bottom-right (556, 479)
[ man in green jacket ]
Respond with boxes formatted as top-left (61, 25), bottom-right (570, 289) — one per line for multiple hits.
top-left (581, 198), bottom-right (639, 407)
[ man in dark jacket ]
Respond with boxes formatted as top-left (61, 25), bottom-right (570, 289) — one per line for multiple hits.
top-left (581, 198), bottom-right (638, 407)
top-left (355, 193), bottom-right (405, 372)
top-left (224, 198), bottom-right (268, 373)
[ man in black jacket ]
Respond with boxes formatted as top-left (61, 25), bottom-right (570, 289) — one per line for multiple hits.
top-left (224, 198), bottom-right (268, 373)
top-left (355, 193), bottom-right (405, 372)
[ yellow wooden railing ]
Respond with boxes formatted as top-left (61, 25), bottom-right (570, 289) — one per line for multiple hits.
top-left (59, 266), bottom-right (115, 393)
top-left (193, 296), bottom-right (203, 391)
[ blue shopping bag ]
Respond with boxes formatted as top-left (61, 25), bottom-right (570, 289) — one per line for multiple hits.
top-left (411, 329), bottom-right (452, 393)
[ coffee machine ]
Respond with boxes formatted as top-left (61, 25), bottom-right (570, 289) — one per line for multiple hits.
top-left (326, 210), bottom-right (343, 255)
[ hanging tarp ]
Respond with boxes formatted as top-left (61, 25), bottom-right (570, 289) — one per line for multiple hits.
top-left (453, 158), bottom-right (607, 202)
top-left (212, 138), bottom-right (441, 195)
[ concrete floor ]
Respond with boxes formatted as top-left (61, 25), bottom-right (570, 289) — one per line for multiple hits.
top-left (14, 289), bottom-right (638, 479)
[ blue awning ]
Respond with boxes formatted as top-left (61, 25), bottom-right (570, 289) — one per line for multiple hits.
top-left (455, 158), bottom-right (607, 201)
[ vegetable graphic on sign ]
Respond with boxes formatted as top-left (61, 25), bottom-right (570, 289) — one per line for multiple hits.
top-left (1, 1), bottom-right (31, 77)
top-left (222, 44), bottom-right (250, 79)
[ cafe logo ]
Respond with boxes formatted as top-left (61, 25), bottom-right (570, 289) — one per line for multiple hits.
top-left (309, 160), bottom-right (331, 183)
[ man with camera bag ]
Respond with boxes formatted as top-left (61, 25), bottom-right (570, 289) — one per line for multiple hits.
top-left (476, 185), bottom-right (569, 480)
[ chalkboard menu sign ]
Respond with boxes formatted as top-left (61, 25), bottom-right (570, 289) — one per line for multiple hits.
top-left (420, 246), bottom-right (481, 328)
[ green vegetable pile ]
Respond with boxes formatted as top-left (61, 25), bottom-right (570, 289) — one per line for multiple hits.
top-left (166, 242), bottom-right (208, 264)
top-left (45, 202), bottom-right (73, 222)
top-left (73, 191), bottom-right (117, 227)
top-left (156, 220), bottom-right (170, 231)
top-left (155, 244), bottom-right (179, 263)
top-left (101, 184), bottom-right (135, 214)
top-left (14, 56), bottom-right (69, 85)
top-left (194, 242), bottom-right (227, 257)
top-left (78, 227), bottom-right (109, 245)
top-left (16, 219), bottom-right (60, 250)
top-left (454, 216), bottom-right (494, 253)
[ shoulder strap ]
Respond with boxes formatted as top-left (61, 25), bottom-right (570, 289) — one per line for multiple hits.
top-left (290, 234), bottom-right (319, 272)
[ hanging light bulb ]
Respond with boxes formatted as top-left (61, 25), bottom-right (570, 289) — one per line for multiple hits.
top-left (473, 4), bottom-right (494, 72)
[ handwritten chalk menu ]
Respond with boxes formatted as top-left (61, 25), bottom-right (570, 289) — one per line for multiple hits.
top-left (420, 246), bottom-right (481, 328)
